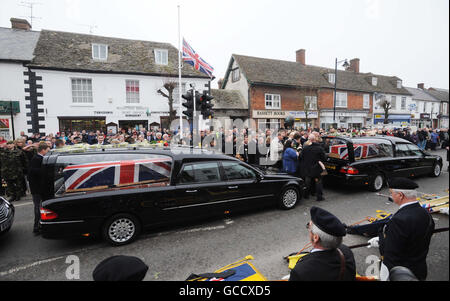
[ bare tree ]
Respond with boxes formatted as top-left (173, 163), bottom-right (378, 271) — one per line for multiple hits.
top-left (377, 95), bottom-right (392, 124)
top-left (157, 81), bottom-right (178, 125)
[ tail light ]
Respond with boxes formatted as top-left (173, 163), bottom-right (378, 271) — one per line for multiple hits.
top-left (40, 207), bottom-right (58, 220)
top-left (339, 166), bottom-right (359, 175)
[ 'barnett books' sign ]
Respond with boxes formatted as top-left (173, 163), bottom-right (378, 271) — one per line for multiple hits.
top-left (252, 110), bottom-right (318, 119)
top-left (0, 101), bottom-right (20, 114)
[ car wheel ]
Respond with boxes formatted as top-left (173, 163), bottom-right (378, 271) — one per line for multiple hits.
top-left (279, 186), bottom-right (299, 210)
top-left (369, 174), bottom-right (384, 192)
top-left (102, 213), bottom-right (141, 246)
top-left (430, 163), bottom-right (441, 177)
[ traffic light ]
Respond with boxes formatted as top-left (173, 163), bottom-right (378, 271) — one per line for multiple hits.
top-left (199, 92), bottom-right (214, 119)
top-left (182, 90), bottom-right (194, 119)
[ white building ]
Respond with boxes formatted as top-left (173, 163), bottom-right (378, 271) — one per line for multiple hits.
top-left (0, 19), bottom-right (40, 140)
top-left (405, 84), bottom-right (441, 128)
top-left (23, 28), bottom-right (210, 135)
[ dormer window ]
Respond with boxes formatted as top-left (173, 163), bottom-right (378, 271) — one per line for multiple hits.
top-left (155, 49), bottom-right (168, 65)
top-left (372, 77), bottom-right (378, 86)
top-left (397, 80), bottom-right (402, 89)
top-left (328, 73), bottom-right (336, 84)
top-left (92, 44), bottom-right (108, 61)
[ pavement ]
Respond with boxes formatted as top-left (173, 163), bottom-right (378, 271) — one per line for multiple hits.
top-left (0, 149), bottom-right (448, 281)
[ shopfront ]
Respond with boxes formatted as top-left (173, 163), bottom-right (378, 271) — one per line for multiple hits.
top-left (373, 114), bottom-right (412, 127)
top-left (0, 101), bottom-right (20, 140)
top-left (58, 117), bottom-right (106, 134)
top-left (321, 111), bottom-right (369, 130)
top-left (253, 110), bottom-right (318, 132)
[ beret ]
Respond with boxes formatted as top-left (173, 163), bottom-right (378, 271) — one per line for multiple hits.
top-left (93, 255), bottom-right (148, 281)
top-left (310, 206), bottom-right (346, 237)
top-left (388, 177), bottom-right (419, 190)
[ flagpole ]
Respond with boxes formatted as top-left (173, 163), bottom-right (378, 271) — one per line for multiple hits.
top-left (177, 5), bottom-right (183, 142)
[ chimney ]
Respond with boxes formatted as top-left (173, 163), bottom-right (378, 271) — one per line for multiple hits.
top-left (10, 18), bottom-right (32, 30)
top-left (346, 58), bottom-right (360, 73)
top-left (296, 49), bottom-right (305, 65)
top-left (417, 83), bottom-right (425, 90)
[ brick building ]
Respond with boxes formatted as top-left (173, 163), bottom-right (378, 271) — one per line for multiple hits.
top-left (220, 49), bottom-right (411, 130)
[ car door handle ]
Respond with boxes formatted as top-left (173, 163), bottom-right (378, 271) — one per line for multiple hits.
top-left (228, 186), bottom-right (239, 189)
top-left (185, 190), bottom-right (198, 193)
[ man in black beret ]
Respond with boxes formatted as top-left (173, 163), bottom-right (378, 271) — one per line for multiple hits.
top-left (93, 255), bottom-right (148, 281)
top-left (367, 177), bottom-right (435, 281)
top-left (289, 206), bottom-right (356, 281)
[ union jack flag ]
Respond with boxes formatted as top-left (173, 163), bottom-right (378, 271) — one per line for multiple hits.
top-left (182, 38), bottom-right (214, 78)
top-left (353, 143), bottom-right (379, 160)
top-left (63, 158), bottom-right (172, 192)
top-left (330, 144), bottom-right (349, 160)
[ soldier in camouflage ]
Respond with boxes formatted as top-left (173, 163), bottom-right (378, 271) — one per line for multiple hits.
top-left (0, 141), bottom-right (27, 202)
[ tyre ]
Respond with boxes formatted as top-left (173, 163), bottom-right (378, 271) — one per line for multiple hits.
top-left (279, 186), bottom-right (300, 210)
top-left (430, 163), bottom-right (441, 177)
top-left (369, 174), bottom-right (384, 192)
top-left (102, 213), bottom-right (141, 246)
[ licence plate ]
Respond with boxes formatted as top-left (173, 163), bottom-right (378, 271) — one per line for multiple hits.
top-left (324, 163), bottom-right (336, 170)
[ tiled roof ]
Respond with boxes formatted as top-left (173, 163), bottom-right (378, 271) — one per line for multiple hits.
top-left (425, 88), bottom-right (449, 102)
top-left (28, 29), bottom-right (209, 78)
top-left (0, 27), bottom-right (40, 61)
top-left (211, 89), bottom-right (248, 109)
top-left (229, 54), bottom-right (411, 95)
top-left (405, 87), bottom-right (440, 102)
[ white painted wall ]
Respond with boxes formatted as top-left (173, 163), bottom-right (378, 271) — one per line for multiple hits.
top-left (35, 69), bottom-right (209, 134)
top-left (223, 58), bottom-right (249, 103)
top-left (0, 61), bottom-right (28, 140)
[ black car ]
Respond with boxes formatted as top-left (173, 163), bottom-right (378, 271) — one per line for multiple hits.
top-left (0, 197), bottom-right (14, 236)
top-left (321, 135), bottom-right (443, 191)
top-left (39, 147), bottom-right (304, 245)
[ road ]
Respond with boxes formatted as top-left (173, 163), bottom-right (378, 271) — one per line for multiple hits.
top-left (0, 149), bottom-right (448, 281)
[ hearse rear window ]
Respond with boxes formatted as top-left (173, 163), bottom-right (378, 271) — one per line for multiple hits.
top-left (323, 138), bottom-right (393, 160)
top-left (54, 154), bottom-right (172, 196)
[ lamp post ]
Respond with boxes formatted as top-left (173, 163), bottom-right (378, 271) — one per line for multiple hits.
top-left (333, 58), bottom-right (350, 126)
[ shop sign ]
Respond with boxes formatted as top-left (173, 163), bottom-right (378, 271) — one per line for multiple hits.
top-left (252, 110), bottom-right (318, 119)
top-left (94, 111), bottom-right (113, 115)
top-left (0, 101), bottom-right (20, 114)
top-left (420, 113), bottom-right (431, 119)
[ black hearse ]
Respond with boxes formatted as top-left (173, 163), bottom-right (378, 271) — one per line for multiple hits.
top-left (39, 147), bottom-right (304, 245)
top-left (321, 135), bottom-right (443, 191)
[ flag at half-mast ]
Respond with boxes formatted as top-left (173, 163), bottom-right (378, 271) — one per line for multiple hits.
top-left (182, 38), bottom-right (214, 78)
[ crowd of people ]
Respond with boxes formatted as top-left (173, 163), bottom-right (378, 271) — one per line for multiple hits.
top-left (0, 125), bottom-right (449, 203)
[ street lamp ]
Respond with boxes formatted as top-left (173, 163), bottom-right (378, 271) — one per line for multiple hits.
top-left (333, 58), bottom-right (350, 125)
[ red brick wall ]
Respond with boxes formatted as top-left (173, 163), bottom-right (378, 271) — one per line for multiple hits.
top-left (318, 89), bottom-right (373, 112)
top-left (250, 85), bottom-right (318, 111)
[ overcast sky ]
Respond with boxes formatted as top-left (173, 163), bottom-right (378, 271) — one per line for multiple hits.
top-left (1, 0), bottom-right (448, 89)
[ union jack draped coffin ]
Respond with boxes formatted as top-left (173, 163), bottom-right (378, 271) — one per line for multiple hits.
top-left (330, 144), bottom-right (379, 160)
top-left (63, 158), bottom-right (172, 192)
top-left (182, 38), bottom-right (214, 78)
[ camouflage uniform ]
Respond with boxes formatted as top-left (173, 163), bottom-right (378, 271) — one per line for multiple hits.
top-left (0, 147), bottom-right (27, 201)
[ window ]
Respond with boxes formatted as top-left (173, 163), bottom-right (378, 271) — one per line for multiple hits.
top-left (178, 162), bottom-right (221, 184)
top-left (305, 96), bottom-right (317, 110)
top-left (395, 143), bottom-right (412, 157)
top-left (415, 101), bottom-right (419, 113)
top-left (92, 44), bottom-right (108, 60)
top-left (231, 68), bottom-right (240, 82)
top-left (391, 96), bottom-right (397, 110)
top-left (328, 73), bottom-right (335, 84)
top-left (363, 94), bottom-right (370, 109)
top-left (54, 154), bottom-right (172, 195)
top-left (335, 92), bottom-right (347, 108)
top-left (397, 80), bottom-right (402, 89)
top-left (222, 161), bottom-right (256, 181)
top-left (71, 78), bottom-right (93, 103)
top-left (372, 77), bottom-right (378, 86)
top-left (406, 144), bottom-right (423, 156)
top-left (401, 97), bottom-right (406, 110)
top-left (155, 49), bottom-right (168, 65)
top-left (443, 102), bottom-right (448, 114)
top-left (265, 94), bottom-right (281, 109)
top-left (126, 80), bottom-right (140, 103)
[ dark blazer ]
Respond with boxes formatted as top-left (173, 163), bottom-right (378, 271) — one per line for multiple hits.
top-left (28, 154), bottom-right (44, 195)
top-left (379, 202), bottom-right (435, 280)
top-left (289, 245), bottom-right (356, 281)
top-left (299, 142), bottom-right (326, 178)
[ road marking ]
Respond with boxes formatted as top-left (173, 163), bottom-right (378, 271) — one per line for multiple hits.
top-left (0, 256), bottom-right (65, 278)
